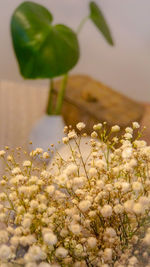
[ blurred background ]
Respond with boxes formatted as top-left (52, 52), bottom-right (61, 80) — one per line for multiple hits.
top-left (0, 0), bottom-right (150, 153)
top-left (0, 0), bottom-right (150, 102)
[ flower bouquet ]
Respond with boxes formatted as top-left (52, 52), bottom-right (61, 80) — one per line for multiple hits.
top-left (0, 122), bottom-right (150, 266)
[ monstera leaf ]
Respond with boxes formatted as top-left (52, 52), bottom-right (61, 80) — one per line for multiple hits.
top-left (89, 1), bottom-right (114, 45)
top-left (11, 1), bottom-right (80, 79)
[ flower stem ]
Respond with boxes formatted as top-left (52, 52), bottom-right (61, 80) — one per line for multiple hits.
top-left (46, 79), bottom-right (54, 115)
top-left (55, 73), bottom-right (68, 115)
top-left (77, 16), bottom-right (90, 35)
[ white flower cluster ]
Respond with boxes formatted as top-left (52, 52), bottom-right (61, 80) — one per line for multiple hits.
top-left (0, 121), bottom-right (150, 267)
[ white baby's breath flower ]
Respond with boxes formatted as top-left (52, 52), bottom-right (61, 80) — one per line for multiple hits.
top-left (14, 227), bottom-right (22, 236)
top-left (63, 126), bottom-right (68, 135)
top-left (105, 227), bottom-right (116, 238)
top-left (124, 133), bottom-right (132, 139)
top-left (139, 196), bottom-right (150, 207)
top-left (95, 159), bottom-right (106, 170)
top-left (74, 244), bottom-right (83, 257)
top-left (101, 205), bottom-right (112, 218)
top-left (96, 180), bottom-right (104, 189)
top-left (0, 230), bottom-right (8, 244)
top-left (60, 229), bottom-right (68, 238)
top-left (88, 167), bottom-right (97, 177)
top-left (87, 237), bottom-right (97, 248)
top-left (111, 125), bottom-right (120, 132)
top-left (62, 137), bottom-right (69, 144)
top-left (0, 213), bottom-right (6, 222)
top-left (17, 205), bottom-right (25, 214)
top-left (55, 247), bottom-right (68, 258)
top-left (41, 170), bottom-right (51, 179)
top-left (125, 127), bottom-right (133, 134)
top-left (0, 244), bottom-right (11, 260)
top-left (133, 203), bottom-right (144, 215)
top-left (103, 248), bottom-right (112, 261)
top-left (47, 207), bottom-right (56, 216)
top-left (69, 223), bottom-right (81, 235)
top-left (43, 152), bottom-right (50, 159)
top-left (37, 179), bottom-right (44, 186)
top-left (64, 164), bottom-right (78, 176)
top-left (29, 176), bottom-right (38, 185)
top-left (129, 158), bottom-right (137, 168)
top-left (79, 200), bottom-right (91, 212)
top-left (56, 174), bottom-right (68, 186)
top-left (124, 200), bottom-right (134, 213)
top-left (27, 245), bottom-right (46, 261)
top-left (121, 182), bottom-right (130, 193)
top-left (68, 130), bottom-right (77, 139)
top-left (132, 181), bottom-right (143, 192)
top-left (76, 122), bottom-right (85, 131)
top-left (73, 177), bottom-right (86, 189)
top-left (114, 204), bottom-right (124, 214)
top-left (38, 203), bottom-right (47, 212)
top-left (8, 192), bottom-right (17, 201)
top-left (43, 232), bottom-right (57, 246)
top-left (12, 167), bottom-right (21, 175)
top-left (0, 180), bottom-right (6, 186)
top-left (10, 236), bottom-right (19, 247)
top-left (22, 218), bottom-right (32, 228)
top-left (143, 232), bottom-right (150, 245)
top-left (93, 123), bottom-right (102, 130)
top-left (105, 184), bottom-right (113, 192)
top-left (132, 122), bottom-right (140, 129)
top-left (46, 185), bottom-right (55, 195)
top-left (72, 214), bottom-right (80, 221)
top-left (128, 256), bottom-right (138, 266)
top-left (75, 189), bottom-right (85, 196)
top-left (134, 140), bottom-right (146, 148)
top-left (35, 148), bottom-right (43, 154)
top-left (0, 150), bottom-right (5, 157)
top-left (7, 155), bottom-right (13, 161)
top-left (91, 131), bottom-right (98, 138)
top-left (122, 147), bottom-right (132, 159)
top-left (23, 160), bottom-right (32, 167)
top-left (0, 193), bottom-right (7, 201)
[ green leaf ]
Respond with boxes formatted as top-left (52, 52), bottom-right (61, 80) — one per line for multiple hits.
top-left (11, 1), bottom-right (79, 79)
top-left (89, 1), bottom-right (114, 45)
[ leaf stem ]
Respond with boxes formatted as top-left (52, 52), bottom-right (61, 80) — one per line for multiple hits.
top-left (55, 73), bottom-right (68, 115)
top-left (46, 79), bottom-right (54, 115)
top-left (77, 15), bottom-right (90, 35)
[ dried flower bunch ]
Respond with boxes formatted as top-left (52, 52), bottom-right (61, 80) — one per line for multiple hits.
top-left (0, 122), bottom-right (150, 267)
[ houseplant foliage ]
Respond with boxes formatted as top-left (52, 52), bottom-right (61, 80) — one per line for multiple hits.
top-left (0, 122), bottom-right (150, 266)
top-left (11, 1), bottom-right (114, 115)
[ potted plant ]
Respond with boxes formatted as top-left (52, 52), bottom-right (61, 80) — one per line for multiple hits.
top-left (11, 1), bottom-right (113, 150)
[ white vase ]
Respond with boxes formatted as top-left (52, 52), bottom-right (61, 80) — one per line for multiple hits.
top-left (29, 115), bottom-right (65, 151)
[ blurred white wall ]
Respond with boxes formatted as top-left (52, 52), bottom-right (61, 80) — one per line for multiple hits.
top-left (0, 0), bottom-right (150, 102)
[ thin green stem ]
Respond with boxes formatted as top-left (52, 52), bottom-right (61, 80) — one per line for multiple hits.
top-left (52, 16), bottom-right (89, 115)
top-left (74, 139), bottom-right (91, 188)
top-left (55, 73), bottom-right (68, 115)
top-left (46, 79), bottom-right (54, 115)
top-left (77, 15), bottom-right (90, 35)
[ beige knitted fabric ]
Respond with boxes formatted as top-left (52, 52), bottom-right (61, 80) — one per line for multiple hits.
top-left (0, 80), bottom-right (49, 149)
